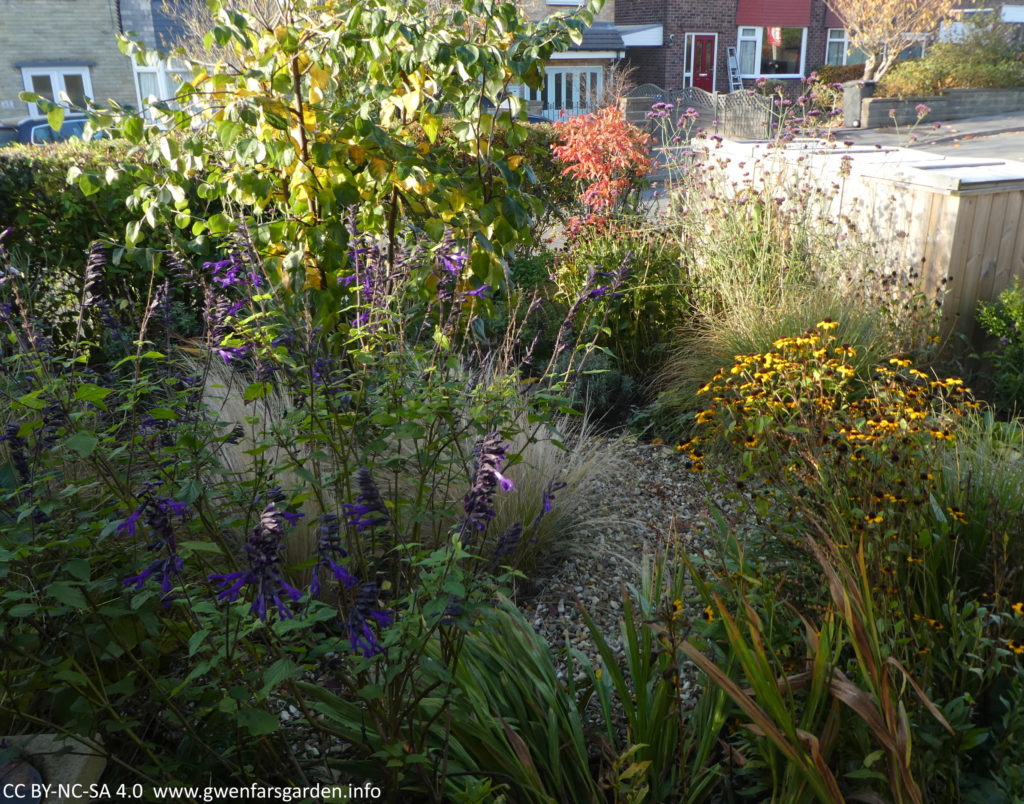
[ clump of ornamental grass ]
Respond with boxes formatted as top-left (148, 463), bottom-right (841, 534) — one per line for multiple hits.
top-left (667, 148), bottom-right (840, 318)
top-left (936, 411), bottom-right (1024, 599)
top-left (483, 413), bottom-right (629, 575)
top-left (196, 353), bottom-right (624, 586)
top-left (656, 286), bottom-right (901, 432)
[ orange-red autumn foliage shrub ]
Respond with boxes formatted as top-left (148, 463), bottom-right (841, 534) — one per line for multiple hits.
top-left (551, 106), bottom-right (653, 212)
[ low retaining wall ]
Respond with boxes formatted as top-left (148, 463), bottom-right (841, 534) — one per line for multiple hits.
top-left (862, 87), bottom-right (1024, 128)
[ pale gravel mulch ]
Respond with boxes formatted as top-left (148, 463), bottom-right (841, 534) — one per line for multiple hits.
top-left (517, 437), bottom-right (744, 683)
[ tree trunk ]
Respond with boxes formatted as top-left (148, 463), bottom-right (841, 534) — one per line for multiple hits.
top-left (862, 52), bottom-right (879, 83)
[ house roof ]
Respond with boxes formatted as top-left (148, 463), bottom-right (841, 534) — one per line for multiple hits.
top-left (569, 21), bottom-right (625, 51)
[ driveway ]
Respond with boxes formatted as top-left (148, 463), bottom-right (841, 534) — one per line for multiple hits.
top-left (837, 109), bottom-right (1024, 161)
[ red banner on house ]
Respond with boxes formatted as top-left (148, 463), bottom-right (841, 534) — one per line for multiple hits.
top-left (736, 0), bottom-right (812, 27)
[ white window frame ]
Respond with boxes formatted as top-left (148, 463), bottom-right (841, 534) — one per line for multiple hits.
top-left (897, 33), bottom-right (928, 60)
top-left (132, 59), bottom-right (190, 122)
top-left (1003, 5), bottom-right (1024, 23)
top-left (735, 26), bottom-right (808, 79)
top-left (825, 28), bottom-right (849, 66)
top-left (546, 0), bottom-right (582, 6)
top-left (20, 66), bottom-right (92, 116)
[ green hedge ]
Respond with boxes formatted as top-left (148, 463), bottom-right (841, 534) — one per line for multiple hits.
top-left (0, 140), bottom-right (149, 267)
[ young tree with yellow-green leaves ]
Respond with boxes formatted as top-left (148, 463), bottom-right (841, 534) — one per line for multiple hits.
top-left (825, 0), bottom-right (956, 81)
top-left (29, 0), bottom-right (599, 314)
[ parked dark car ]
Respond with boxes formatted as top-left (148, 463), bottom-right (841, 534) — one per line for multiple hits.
top-left (0, 115), bottom-right (104, 146)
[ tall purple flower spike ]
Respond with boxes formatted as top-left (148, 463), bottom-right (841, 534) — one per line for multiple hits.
top-left (209, 500), bottom-right (303, 620)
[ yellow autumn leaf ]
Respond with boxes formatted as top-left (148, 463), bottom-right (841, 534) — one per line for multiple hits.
top-left (402, 89), bottom-right (422, 116)
top-left (348, 144), bottom-right (366, 164)
top-left (368, 156), bottom-right (390, 180)
top-left (402, 174), bottom-right (433, 194)
top-left (508, 155), bottom-right (524, 170)
top-left (448, 188), bottom-right (466, 212)
top-left (304, 265), bottom-right (324, 290)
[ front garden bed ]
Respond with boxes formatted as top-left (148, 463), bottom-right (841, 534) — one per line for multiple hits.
top-left (2, 0), bottom-right (1024, 800)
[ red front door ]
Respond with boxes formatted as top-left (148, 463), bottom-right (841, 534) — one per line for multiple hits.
top-left (692, 34), bottom-right (716, 92)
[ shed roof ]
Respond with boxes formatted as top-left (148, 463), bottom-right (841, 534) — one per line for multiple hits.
top-left (569, 21), bottom-right (625, 51)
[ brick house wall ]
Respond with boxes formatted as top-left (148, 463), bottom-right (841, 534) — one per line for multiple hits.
top-left (617, 0), bottom-right (838, 93)
top-left (0, 0), bottom-right (137, 116)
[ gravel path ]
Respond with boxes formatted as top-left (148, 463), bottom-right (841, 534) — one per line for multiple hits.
top-left (518, 437), bottom-right (737, 680)
top-left (279, 438), bottom-right (743, 772)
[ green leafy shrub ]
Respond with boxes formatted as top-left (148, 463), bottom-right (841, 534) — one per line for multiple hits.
top-left (877, 19), bottom-right (1024, 97)
top-left (0, 140), bottom-right (216, 341)
top-left (879, 56), bottom-right (1024, 96)
top-left (977, 279), bottom-right (1024, 411)
top-left (414, 118), bottom-right (577, 254)
top-left (89, 0), bottom-right (598, 295)
top-left (0, 140), bottom-right (136, 264)
top-left (813, 63), bottom-right (866, 84)
top-left (552, 216), bottom-right (690, 389)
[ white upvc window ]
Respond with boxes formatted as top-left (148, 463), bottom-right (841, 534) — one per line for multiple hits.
top-left (20, 66), bottom-right (92, 116)
top-left (133, 60), bottom-right (189, 121)
top-left (736, 26), bottom-right (807, 78)
top-left (826, 28), bottom-right (848, 65)
top-left (826, 28), bottom-right (870, 66)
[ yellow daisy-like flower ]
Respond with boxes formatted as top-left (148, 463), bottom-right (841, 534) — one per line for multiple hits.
top-left (672, 599), bottom-right (684, 620)
top-left (946, 507), bottom-right (968, 525)
top-left (1006, 640), bottom-right (1024, 655)
top-left (1012, 602), bottom-right (1024, 616)
top-left (703, 605), bottom-right (715, 622)
top-left (816, 319), bottom-right (839, 331)
top-left (864, 514), bottom-right (884, 524)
